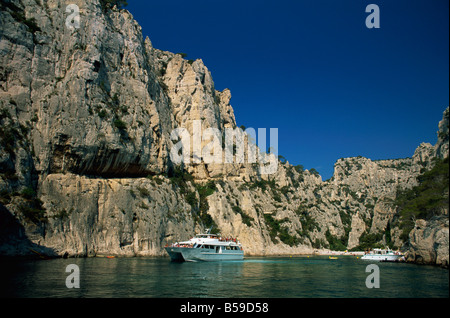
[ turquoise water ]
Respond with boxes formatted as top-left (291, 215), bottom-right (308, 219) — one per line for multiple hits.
top-left (0, 256), bottom-right (448, 298)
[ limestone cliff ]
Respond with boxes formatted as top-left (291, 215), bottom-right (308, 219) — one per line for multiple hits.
top-left (0, 0), bottom-right (448, 266)
top-left (406, 216), bottom-right (448, 267)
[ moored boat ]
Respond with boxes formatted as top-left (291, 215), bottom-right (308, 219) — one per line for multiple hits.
top-left (165, 232), bottom-right (244, 262)
top-left (361, 248), bottom-right (404, 262)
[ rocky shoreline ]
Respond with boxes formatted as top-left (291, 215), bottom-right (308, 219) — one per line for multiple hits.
top-left (2, 246), bottom-right (448, 270)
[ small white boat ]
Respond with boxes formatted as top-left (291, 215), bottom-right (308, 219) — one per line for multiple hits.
top-left (165, 232), bottom-right (244, 262)
top-left (361, 248), bottom-right (404, 262)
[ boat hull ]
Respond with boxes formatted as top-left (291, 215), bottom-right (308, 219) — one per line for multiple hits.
top-left (165, 247), bottom-right (244, 262)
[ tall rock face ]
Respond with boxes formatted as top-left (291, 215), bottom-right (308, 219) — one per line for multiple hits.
top-left (1, 0), bottom-right (172, 181)
top-left (0, 0), bottom-right (448, 266)
top-left (0, 0), bottom-right (257, 256)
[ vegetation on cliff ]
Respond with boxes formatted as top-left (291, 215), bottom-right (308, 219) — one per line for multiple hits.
top-left (395, 157), bottom-right (449, 240)
top-left (168, 167), bottom-right (219, 231)
top-left (100, 0), bottom-right (128, 11)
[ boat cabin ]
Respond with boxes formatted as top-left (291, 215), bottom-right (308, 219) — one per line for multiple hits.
top-left (368, 248), bottom-right (396, 255)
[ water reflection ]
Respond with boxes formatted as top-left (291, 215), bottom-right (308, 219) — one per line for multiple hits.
top-left (0, 256), bottom-right (447, 298)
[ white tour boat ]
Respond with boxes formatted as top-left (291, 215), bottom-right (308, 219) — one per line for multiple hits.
top-left (165, 232), bottom-right (244, 262)
top-left (361, 248), bottom-right (405, 262)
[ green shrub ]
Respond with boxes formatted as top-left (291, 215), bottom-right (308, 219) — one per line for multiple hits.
top-left (21, 187), bottom-right (36, 199)
top-left (98, 109), bottom-right (107, 118)
top-left (169, 166), bottom-right (194, 194)
top-left (100, 0), bottom-right (128, 11)
top-left (264, 214), bottom-right (280, 243)
top-left (17, 188), bottom-right (47, 224)
top-left (19, 203), bottom-right (46, 223)
top-left (113, 119), bottom-right (127, 130)
top-left (263, 214), bottom-right (299, 246)
top-left (196, 180), bottom-right (217, 198)
top-left (248, 178), bottom-right (276, 191)
top-left (232, 205), bottom-right (254, 226)
top-left (325, 230), bottom-right (347, 251)
top-left (137, 187), bottom-right (150, 197)
top-left (0, 190), bottom-right (11, 204)
top-left (168, 167), bottom-right (218, 231)
top-left (297, 208), bottom-right (319, 237)
top-left (23, 17), bottom-right (40, 33)
top-left (309, 168), bottom-right (320, 177)
top-left (355, 232), bottom-right (383, 251)
top-left (294, 164), bottom-right (304, 173)
top-left (185, 191), bottom-right (197, 207)
top-left (272, 192), bottom-right (282, 202)
top-left (339, 210), bottom-right (351, 227)
top-left (278, 226), bottom-right (300, 247)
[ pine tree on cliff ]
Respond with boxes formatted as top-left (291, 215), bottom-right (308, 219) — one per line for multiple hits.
top-left (100, 0), bottom-right (128, 12)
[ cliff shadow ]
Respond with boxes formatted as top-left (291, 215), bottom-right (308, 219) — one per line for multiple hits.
top-left (0, 203), bottom-right (57, 259)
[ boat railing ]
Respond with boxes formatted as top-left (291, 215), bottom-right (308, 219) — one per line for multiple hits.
top-left (165, 240), bottom-right (241, 248)
top-left (218, 237), bottom-right (239, 243)
top-left (165, 243), bottom-right (195, 248)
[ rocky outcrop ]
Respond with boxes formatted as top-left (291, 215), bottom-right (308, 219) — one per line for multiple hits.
top-left (406, 217), bottom-right (449, 268)
top-left (435, 108), bottom-right (449, 159)
top-left (0, 0), bottom-right (448, 266)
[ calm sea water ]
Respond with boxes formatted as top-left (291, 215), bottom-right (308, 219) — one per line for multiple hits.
top-left (0, 256), bottom-right (448, 298)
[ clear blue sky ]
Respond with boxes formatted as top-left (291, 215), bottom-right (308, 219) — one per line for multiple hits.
top-left (126, 0), bottom-right (449, 180)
